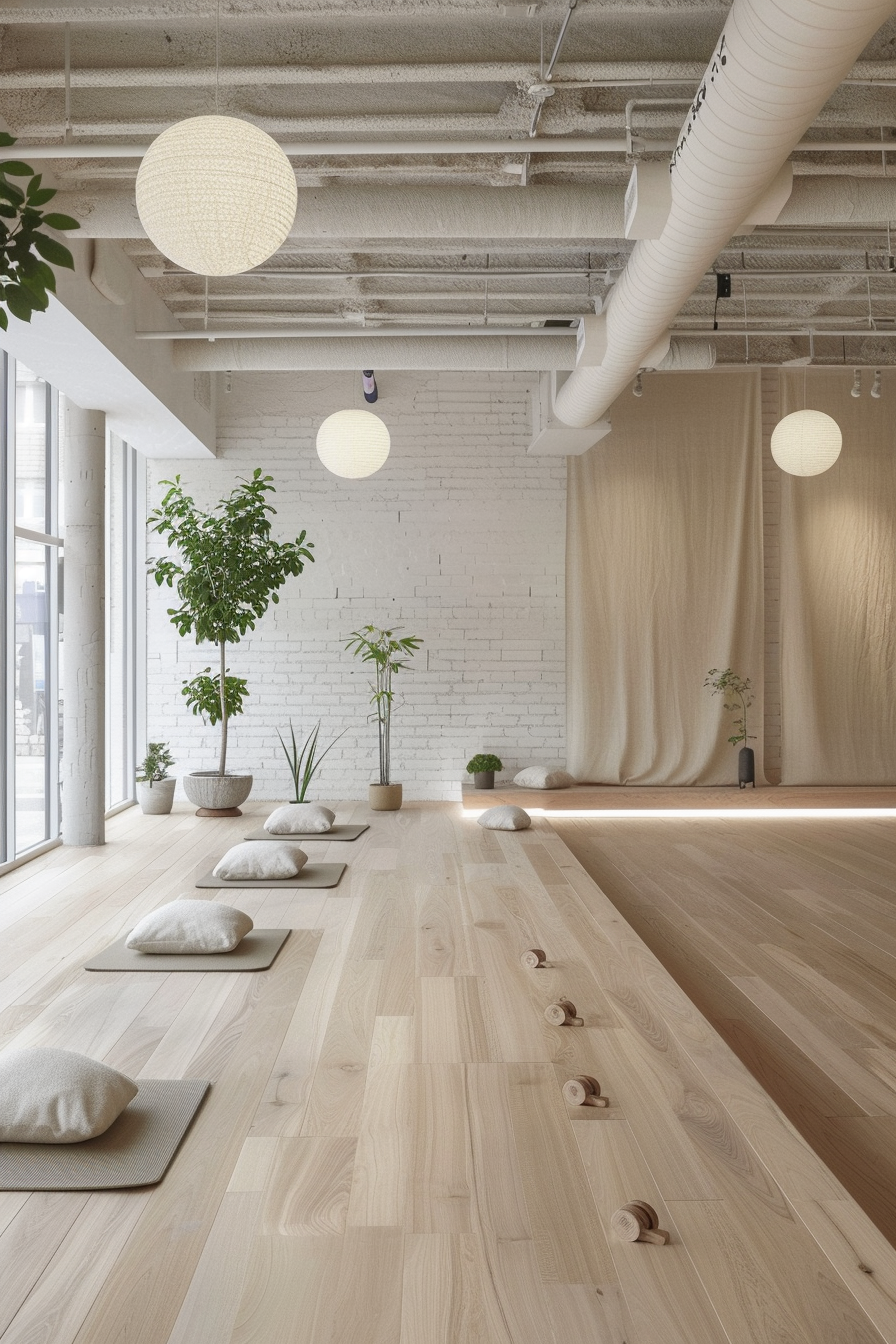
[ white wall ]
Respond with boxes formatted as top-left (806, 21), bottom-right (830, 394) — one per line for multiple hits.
top-left (145, 370), bottom-right (567, 801)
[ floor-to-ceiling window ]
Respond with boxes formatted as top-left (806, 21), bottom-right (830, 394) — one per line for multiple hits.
top-left (1, 358), bottom-right (62, 865)
top-left (106, 434), bottom-right (144, 812)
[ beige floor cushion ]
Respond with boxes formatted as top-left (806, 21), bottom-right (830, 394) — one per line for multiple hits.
top-left (0, 1048), bottom-right (138, 1144)
top-left (477, 804), bottom-right (532, 831)
top-left (513, 766), bottom-right (577, 790)
top-left (213, 841), bottom-right (308, 881)
top-left (125, 898), bottom-right (253, 954)
top-left (264, 803), bottom-right (336, 834)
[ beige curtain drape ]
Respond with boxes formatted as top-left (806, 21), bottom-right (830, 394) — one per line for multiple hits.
top-left (780, 370), bottom-right (896, 783)
top-left (567, 369), bottom-right (764, 784)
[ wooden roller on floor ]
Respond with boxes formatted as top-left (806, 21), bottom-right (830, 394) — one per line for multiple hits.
top-left (544, 999), bottom-right (583, 1026)
top-left (520, 948), bottom-right (547, 968)
top-left (562, 1075), bottom-right (609, 1107)
top-left (611, 1202), bottom-right (670, 1245)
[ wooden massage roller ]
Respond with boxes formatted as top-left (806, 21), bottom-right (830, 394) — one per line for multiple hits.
top-left (610, 1201), bottom-right (670, 1245)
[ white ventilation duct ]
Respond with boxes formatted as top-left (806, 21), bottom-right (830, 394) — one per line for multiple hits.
top-left (170, 334), bottom-right (716, 373)
top-left (47, 175), bottom-right (896, 243)
top-left (553, 0), bottom-right (896, 429)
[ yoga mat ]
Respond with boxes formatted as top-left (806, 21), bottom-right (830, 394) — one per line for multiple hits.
top-left (85, 927), bottom-right (290, 973)
top-left (195, 862), bottom-right (346, 890)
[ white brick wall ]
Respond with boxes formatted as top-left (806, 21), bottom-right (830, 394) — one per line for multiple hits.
top-left (145, 370), bottom-right (567, 801)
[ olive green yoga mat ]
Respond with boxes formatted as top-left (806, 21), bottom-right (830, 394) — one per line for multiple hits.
top-left (0, 1079), bottom-right (210, 1191)
top-left (85, 927), bottom-right (291, 973)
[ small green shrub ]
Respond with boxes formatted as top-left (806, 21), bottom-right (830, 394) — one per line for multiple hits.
top-left (466, 753), bottom-right (503, 775)
top-left (137, 742), bottom-right (175, 786)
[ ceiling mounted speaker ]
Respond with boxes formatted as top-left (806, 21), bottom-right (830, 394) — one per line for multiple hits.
top-left (770, 410), bottom-right (842, 477)
top-left (135, 115), bottom-right (297, 276)
top-left (316, 410), bottom-right (391, 479)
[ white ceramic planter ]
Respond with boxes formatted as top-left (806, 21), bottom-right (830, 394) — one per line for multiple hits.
top-left (183, 771), bottom-right (253, 816)
top-left (136, 778), bottom-right (176, 815)
top-left (369, 782), bottom-right (402, 811)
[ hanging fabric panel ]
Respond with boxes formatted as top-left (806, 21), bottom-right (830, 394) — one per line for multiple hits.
top-left (567, 369), bottom-right (764, 784)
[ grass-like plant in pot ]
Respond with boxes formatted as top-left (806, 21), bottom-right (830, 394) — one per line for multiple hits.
top-left (278, 720), bottom-right (348, 803)
top-left (136, 742), bottom-right (176, 815)
top-left (148, 469), bottom-right (314, 816)
top-left (345, 625), bottom-right (422, 811)
top-left (704, 667), bottom-right (756, 788)
top-left (466, 753), bottom-right (503, 790)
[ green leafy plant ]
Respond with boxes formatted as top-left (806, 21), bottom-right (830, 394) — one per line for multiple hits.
top-left (137, 742), bottom-right (175, 786)
top-left (148, 469), bottom-right (314, 776)
top-left (278, 720), bottom-right (348, 803)
top-left (345, 625), bottom-right (423, 786)
top-left (0, 132), bottom-right (79, 330)
top-left (704, 668), bottom-right (755, 747)
top-left (466, 753), bottom-right (503, 775)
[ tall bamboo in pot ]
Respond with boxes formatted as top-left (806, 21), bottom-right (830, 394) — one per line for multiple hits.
top-left (345, 625), bottom-right (422, 811)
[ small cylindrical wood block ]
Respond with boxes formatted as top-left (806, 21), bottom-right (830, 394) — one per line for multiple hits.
top-left (520, 948), bottom-right (547, 969)
top-left (544, 999), bottom-right (582, 1027)
top-left (562, 1075), bottom-right (609, 1107)
top-left (611, 1203), bottom-right (669, 1245)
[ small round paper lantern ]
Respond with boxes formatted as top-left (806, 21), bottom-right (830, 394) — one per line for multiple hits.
top-left (770, 410), bottom-right (842, 476)
top-left (135, 115), bottom-right (297, 275)
top-left (316, 410), bottom-right (391, 479)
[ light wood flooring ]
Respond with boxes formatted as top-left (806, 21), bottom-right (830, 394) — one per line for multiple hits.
top-left (0, 797), bottom-right (895, 1344)
top-left (524, 785), bottom-right (896, 1249)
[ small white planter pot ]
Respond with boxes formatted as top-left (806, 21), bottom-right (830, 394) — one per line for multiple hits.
top-left (136, 778), bottom-right (176, 815)
top-left (183, 771), bottom-right (253, 817)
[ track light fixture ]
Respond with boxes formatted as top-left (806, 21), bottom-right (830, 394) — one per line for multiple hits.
top-left (633, 372), bottom-right (643, 398)
top-left (871, 369), bottom-right (882, 399)
top-left (851, 368), bottom-right (862, 398)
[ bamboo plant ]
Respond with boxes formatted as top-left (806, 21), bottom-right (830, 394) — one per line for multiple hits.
top-left (345, 626), bottom-right (422, 786)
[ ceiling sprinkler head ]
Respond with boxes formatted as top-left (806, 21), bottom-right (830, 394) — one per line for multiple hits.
top-left (851, 368), bottom-right (862, 398)
top-left (871, 369), bottom-right (882, 399)
top-left (633, 372), bottom-right (643, 398)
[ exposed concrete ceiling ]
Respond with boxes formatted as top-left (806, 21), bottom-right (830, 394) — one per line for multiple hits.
top-left (2, 1), bottom-right (896, 367)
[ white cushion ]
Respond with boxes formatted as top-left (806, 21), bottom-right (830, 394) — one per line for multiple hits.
top-left (0, 1048), bottom-right (138, 1144)
top-left (513, 766), bottom-right (577, 790)
top-left (477, 805), bottom-right (531, 831)
top-left (264, 803), bottom-right (335, 835)
top-left (126, 898), bottom-right (253, 954)
top-left (213, 841), bottom-right (307, 881)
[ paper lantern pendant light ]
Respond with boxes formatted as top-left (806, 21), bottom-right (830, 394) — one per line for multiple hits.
top-left (316, 410), bottom-right (391, 479)
top-left (135, 115), bottom-right (297, 276)
top-left (770, 409), bottom-right (842, 476)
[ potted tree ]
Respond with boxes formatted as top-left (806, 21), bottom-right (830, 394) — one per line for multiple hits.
top-left (148, 469), bottom-right (314, 816)
top-left (136, 742), bottom-right (176, 814)
top-left (466, 753), bottom-right (503, 790)
top-left (704, 667), bottom-right (756, 788)
top-left (345, 625), bottom-right (422, 811)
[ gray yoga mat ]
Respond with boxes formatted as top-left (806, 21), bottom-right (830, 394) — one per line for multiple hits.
top-left (0, 1079), bottom-right (210, 1191)
top-left (84, 927), bottom-right (291, 973)
top-left (244, 824), bottom-right (369, 842)
top-left (195, 862), bottom-right (346, 890)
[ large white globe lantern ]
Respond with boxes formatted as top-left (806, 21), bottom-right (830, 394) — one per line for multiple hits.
top-left (770, 409), bottom-right (842, 476)
top-left (135, 115), bottom-right (297, 276)
top-left (316, 410), bottom-right (391, 479)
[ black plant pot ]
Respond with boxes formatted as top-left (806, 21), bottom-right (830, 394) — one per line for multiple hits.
top-left (473, 771), bottom-right (495, 790)
top-left (738, 746), bottom-right (755, 790)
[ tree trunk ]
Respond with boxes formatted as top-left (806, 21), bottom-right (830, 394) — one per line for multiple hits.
top-left (218, 639), bottom-right (228, 776)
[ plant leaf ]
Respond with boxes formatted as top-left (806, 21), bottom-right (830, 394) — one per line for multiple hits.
top-left (31, 233), bottom-right (75, 268)
top-left (41, 212), bottom-right (79, 231)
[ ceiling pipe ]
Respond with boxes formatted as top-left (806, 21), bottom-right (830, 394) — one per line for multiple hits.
top-left (553, 0), bottom-right (896, 430)
top-left (5, 137), bottom-right (892, 162)
top-left (48, 177), bottom-right (896, 242)
top-left (137, 324), bottom-right (580, 340)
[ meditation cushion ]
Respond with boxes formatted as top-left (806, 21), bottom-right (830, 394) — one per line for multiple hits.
top-left (126, 898), bottom-right (253, 954)
top-left (513, 766), bottom-right (577, 790)
top-left (213, 841), bottom-right (307, 881)
top-left (0, 1048), bottom-right (138, 1144)
top-left (477, 805), bottom-right (531, 831)
top-left (264, 803), bottom-right (336, 834)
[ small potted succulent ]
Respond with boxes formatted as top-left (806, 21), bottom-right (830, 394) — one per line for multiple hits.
top-left (466, 753), bottom-right (503, 790)
top-left (136, 742), bottom-right (176, 814)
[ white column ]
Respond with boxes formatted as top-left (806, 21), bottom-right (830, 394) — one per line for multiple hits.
top-left (61, 401), bottom-right (105, 846)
